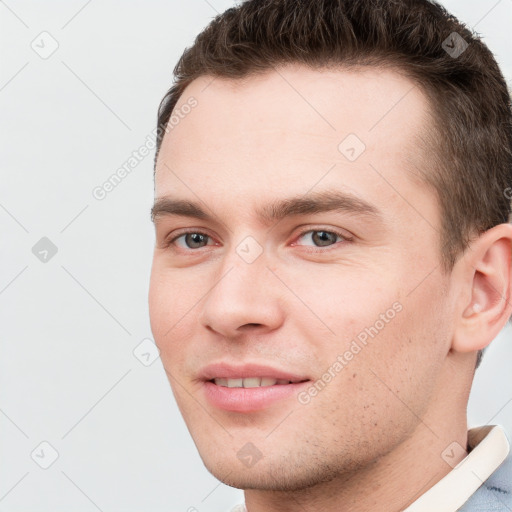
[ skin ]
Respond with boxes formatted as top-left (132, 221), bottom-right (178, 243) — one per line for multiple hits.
top-left (148, 64), bottom-right (512, 511)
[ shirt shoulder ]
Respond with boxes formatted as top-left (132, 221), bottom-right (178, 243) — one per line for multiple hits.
top-left (457, 448), bottom-right (512, 511)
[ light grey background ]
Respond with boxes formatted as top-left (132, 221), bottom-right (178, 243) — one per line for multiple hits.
top-left (0, 1), bottom-right (510, 511)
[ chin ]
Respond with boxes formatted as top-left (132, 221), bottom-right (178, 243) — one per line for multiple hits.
top-left (199, 449), bottom-right (343, 492)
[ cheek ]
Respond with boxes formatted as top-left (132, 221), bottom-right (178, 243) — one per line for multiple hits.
top-left (289, 265), bottom-right (448, 407)
top-left (298, 312), bottom-right (438, 455)
top-left (148, 269), bottom-right (169, 341)
top-left (335, 281), bottom-right (451, 428)
top-left (149, 261), bottom-right (201, 320)
top-left (286, 263), bottom-right (402, 343)
top-left (148, 266), bottom-right (196, 364)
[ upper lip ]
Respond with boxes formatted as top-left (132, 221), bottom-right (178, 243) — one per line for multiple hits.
top-left (199, 362), bottom-right (310, 382)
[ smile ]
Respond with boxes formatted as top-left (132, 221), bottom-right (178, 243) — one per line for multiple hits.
top-left (211, 377), bottom-right (305, 388)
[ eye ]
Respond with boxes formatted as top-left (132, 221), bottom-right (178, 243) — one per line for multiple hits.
top-left (164, 228), bottom-right (350, 252)
top-left (171, 232), bottom-right (214, 250)
top-left (294, 229), bottom-right (347, 248)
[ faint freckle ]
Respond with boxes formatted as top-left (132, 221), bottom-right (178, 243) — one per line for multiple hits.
top-left (352, 373), bottom-right (357, 378)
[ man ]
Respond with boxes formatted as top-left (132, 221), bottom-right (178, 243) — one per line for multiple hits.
top-left (148, 0), bottom-right (512, 510)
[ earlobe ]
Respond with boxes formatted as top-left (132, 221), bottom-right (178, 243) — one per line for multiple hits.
top-left (452, 224), bottom-right (512, 354)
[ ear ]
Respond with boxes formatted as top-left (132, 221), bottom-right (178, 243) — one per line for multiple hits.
top-left (452, 223), bottom-right (512, 354)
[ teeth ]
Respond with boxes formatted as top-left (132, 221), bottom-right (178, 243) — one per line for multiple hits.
top-left (213, 377), bottom-right (291, 388)
top-left (226, 378), bottom-right (243, 388)
top-left (243, 377), bottom-right (261, 388)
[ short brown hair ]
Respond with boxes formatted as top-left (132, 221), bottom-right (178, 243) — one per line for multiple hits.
top-left (154, 0), bottom-right (512, 368)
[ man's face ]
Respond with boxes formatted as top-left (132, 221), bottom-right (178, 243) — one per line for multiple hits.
top-left (149, 65), bottom-right (458, 490)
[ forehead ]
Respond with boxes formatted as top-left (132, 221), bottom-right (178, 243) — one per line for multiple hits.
top-left (155, 64), bottom-right (433, 223)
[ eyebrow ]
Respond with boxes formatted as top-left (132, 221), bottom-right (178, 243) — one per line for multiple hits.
top-left (150, 190), bottom-right (382, 225)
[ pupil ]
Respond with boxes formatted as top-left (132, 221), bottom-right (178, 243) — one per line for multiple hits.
top-left (312, 231), bottom-right (336, 246)
top-left (187, 233), bottom-right (206, 248)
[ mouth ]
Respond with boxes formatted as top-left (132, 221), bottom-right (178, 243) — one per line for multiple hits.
top-left (210, 377), bottom-right (309, 388)
top-left (199, 363), bottom-right (311, 412)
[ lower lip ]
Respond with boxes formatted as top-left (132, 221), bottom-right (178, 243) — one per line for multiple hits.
top-left (203, 380), bottom-right (310, 412)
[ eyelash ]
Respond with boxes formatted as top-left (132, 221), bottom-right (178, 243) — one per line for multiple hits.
top-left (163, 227), bottom-right (353, 252)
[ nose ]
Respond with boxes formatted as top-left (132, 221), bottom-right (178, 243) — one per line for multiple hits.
top-left (198, 247), bottom-right (285, 339)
